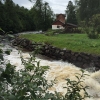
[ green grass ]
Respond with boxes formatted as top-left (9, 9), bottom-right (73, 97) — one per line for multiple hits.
top-left (20, 33), bottom-right (100, 55)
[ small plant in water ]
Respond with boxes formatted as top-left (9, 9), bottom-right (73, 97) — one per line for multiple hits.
top-left (64, 70), bottom-right (90, 100)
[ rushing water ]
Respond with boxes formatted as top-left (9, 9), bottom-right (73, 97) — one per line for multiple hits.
top-left (3, 44), bottom-right (100, 100)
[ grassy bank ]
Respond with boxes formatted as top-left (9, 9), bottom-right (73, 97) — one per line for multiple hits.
top-left (20, 33), bottom-right (100, 55)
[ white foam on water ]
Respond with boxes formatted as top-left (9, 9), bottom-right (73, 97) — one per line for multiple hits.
top-left (3, 45), bottom-right (100, 100)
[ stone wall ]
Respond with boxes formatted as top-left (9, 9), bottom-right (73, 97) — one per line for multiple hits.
top-left (12, 37), bottom-right (100, 71)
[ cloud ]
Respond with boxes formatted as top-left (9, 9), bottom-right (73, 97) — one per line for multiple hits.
top-left (45, 0), bottom-right (71, 14)
top-left (20, 2), bottom-right (33, 9)
top-left (12, 0), bottom-right (74, 14)
top-left (13, 0), bottom-right (33, 9)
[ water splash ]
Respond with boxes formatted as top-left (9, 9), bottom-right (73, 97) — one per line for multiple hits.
top-left (4, 45), bottom-right (100, 100)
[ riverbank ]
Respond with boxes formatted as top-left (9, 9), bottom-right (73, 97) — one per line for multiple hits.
top-left (20, 33), bottom-right (100, 55)
top-left (11, 36), bottom-right (100, 71)
top-left (2, 41), bottom-right (100, 100)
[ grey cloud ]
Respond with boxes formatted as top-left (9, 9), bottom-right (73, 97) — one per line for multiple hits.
top-left (12, 0), bottom-right (74, 14)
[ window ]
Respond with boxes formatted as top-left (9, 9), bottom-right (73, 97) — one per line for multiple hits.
top-left (57, 25), bottom-right (60, 28)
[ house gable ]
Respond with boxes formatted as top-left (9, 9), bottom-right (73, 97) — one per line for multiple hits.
top-left (52, 20), bottom-right (65, 26)
top-left (52, 20), bottom-right (65, 30)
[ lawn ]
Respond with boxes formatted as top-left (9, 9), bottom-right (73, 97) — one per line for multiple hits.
top-left (20, 33), bottom-right (100, 55)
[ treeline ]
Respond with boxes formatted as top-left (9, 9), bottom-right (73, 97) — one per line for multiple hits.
top-left (0, 0), bottom-right (55, 33)
top-left (66, 0), bottom-right (100, 25)
top-left (75, 0), bottom-right (100, 22)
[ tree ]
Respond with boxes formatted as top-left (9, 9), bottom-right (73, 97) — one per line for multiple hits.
top-left (66, 1), bottom-right (77, 25)
top-left (3, 0), bottom-right (23, 33)
top-left (75, 0), bottom-right (100, 21)
top-left (2, 0), bottom-right (36, 33)
top-left (0, 0), bottom-right (54, 33)
top-left (84, 14), bottom-right (100, 39)
top-left (0, 0), bottom-right (5, 30)
top-left (30, 0), bottom-right (54, 31)
top-left (43, 2), bottom-right (54, 30)
top-left (30, 1), bottom-right (43, 30)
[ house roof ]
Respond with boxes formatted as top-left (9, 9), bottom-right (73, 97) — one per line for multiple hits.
top-left (52, 20), bottom-right (65, 25)
top-left (64, 23), bottom-right (78, 28)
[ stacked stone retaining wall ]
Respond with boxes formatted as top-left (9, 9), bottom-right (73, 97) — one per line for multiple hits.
top-left (12, 37), bottom-right (100, 71)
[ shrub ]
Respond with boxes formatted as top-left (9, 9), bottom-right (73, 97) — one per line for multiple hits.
top-left (83, 14), bottom-right (100, 39)
top-left (64, 70), bottom-right (90, 100)
top-left (86, 28), bottom-right (99, 39)
top-left (45, 29), bottom-right (63, 36)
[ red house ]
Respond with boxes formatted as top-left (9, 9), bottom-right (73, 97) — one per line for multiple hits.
top-left (52, 14), bottom-right (66, 30)
top-left (52, 14), bottom-right (78, 32)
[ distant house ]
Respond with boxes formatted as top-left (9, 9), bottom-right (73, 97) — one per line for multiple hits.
top-left (52, 14), bottom-right (66, 30)
top-left (52, 14), bottom-right (78, 32)
top-left (64, 23), bottom-right (78, 32)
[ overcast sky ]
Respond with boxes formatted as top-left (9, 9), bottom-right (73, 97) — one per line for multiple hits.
top-left (12, 0), bottom-right (74, 14)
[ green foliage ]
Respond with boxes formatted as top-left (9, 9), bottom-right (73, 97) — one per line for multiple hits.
top-left (86, 28), bottom-right (99, 39)
top-left (83, 14), bottom-right (100, 39)
top-left (90, 14), bottom-right (100, 34)
top-left (0, 0), bottom-right (54, 33)
top-left (30, 0), bottom-right (54, 31)
top-left (75, 0), bottom-right (100, 22)
top-left (66, 1), bottom-right (77, 25)
top-left (45, 29), bottom-right (63, 36)
top-left (45, 29), bottom-right (55, 36)
top-left (65, 70), bottom-right (90, 100)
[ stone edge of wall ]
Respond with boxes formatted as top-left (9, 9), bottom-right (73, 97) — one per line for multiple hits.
top-left (12, 37), bottom-right (100, 71)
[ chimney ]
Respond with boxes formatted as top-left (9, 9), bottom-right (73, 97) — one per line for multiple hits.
top-left (56, 14), bottom-right (66, 24)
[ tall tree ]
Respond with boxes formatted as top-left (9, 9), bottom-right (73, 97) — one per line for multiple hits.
top-left (66, 1), bottom-right (77, 25)
top-left (43, 2), bottom-right (54, 30)
top-left (4, 0), bottom-right (23, 33)
top-left (30, 0), bottom-right (54, 31)
top-left (75, 0), bottom-right (100, 21)
top-left (0, 0), bottom-right (54, 33)
top-left (44, 3), bottom-right (54, 30)
top-left (0, 0), bottom-right (5, 30)
top-left (30, 0), bottom-right (44, 30)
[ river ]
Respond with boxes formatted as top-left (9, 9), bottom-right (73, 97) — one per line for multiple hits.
top-left (3, 43), bottom-right (100, 100)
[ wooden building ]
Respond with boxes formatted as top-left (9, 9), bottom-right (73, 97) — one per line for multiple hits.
top-left (52, 14), bottom-right (66, 30)
top-left (64, 23), bottom-right (78, 32)
top-left (52, 14), bottom-right (78, 33)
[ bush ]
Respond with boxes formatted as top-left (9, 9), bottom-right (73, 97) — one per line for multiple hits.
top-left (45, 29), bottom-right (64, 36)
top-left (83, 14), bottom-right (100, 39)
top-left (86, 28), bottom-right (99, 39)
top-left (44, 28), bottom-right (54, 36)
top-left (65, 70), bottom-right (90, 100)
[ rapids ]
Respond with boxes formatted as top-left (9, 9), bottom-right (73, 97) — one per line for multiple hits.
top-left (3, 44), bottom-right (100, 100)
